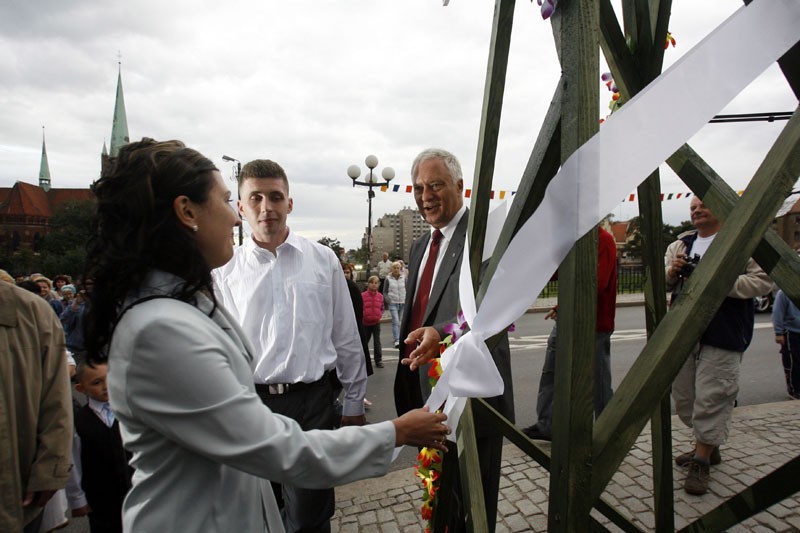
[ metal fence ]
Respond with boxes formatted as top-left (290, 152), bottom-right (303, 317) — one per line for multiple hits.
top-left (538, 265), bottom-right (644, 298)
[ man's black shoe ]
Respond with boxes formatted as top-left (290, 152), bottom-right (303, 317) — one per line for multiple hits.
top-left (376, 361), bottom-right (384, 368)
top-left (522, 425), bottom-right (551, 441)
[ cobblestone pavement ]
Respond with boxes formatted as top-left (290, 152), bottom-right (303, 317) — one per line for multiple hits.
top-left (331, 401), bottom-right (800, 532)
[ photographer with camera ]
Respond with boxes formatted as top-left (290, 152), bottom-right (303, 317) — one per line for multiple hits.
top-left (665, 196), bottom-right (771, 495)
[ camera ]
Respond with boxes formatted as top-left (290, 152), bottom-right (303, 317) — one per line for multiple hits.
top-left (679, 253), bottom-right (701, 279)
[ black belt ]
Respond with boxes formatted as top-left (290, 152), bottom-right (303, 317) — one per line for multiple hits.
top-left (255, 371), bottom-right (333, 396)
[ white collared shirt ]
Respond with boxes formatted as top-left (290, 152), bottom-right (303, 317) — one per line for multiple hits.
top-left (415, 205), bottom-right (467, 297)
top-left (88, 397), bottom-right (115, 428)
top-left (213, 230), bottom-right (367, 416)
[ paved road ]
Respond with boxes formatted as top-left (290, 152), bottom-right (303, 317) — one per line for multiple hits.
top-left (365, 305), bottom-right (787, 471)
top-left (60, 302), bottom-right (788, 532)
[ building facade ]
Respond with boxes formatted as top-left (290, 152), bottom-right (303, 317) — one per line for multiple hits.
top-left (0, 65), bottom-right (129, 253)
top-left (364, 207), bottom-right (429, 265)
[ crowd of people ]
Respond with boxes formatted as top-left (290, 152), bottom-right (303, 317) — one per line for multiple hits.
top-left (1, 138), bottom-right (793, 532)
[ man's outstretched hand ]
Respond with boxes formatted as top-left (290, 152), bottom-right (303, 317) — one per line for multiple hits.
top-left (401, 327), bottom-right (442, 370)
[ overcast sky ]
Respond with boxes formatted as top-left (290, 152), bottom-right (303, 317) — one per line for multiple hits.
top-left (1, 1), bottom-right (796, 250)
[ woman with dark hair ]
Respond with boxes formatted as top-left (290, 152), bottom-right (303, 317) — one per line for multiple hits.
top-left (84, 138), bottom-right (449, 532)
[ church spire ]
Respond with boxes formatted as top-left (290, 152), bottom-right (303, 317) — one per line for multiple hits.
top-left (39, 126), bottom-right (51, 191)
top-left (109, 59), bottom-right (130, 157)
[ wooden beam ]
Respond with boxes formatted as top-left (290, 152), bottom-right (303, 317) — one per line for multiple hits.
top-left (468, 0), bottom-right (516, 290)
top-left (621, 1), bottom-right (674, 528)
top-left (600, 0), bottom-right (800, 308)
top-left (667, 146), bottom-right (800, 306)
top-left (592, 108), bottom-right (800, 500)
top-left (476, 82), bottom-right (562, 308)
top-left (547, 0), bottom-right (599, 530)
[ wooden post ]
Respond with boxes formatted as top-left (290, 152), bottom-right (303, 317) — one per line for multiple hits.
top-left (592, 109), bottom-right (800, 501)
top-left (618, 0), bottom-right (674, 528)
top-left (547, 0), bottom-right (599, 529)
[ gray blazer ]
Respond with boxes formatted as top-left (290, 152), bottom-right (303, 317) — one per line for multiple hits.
top-left (393, 210), bottom-right (514, 429)
top-left (108, 271), bottom-right (396, 532)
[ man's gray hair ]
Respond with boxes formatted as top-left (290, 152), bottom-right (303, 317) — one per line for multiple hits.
top-left (411, 148), bottom-right (462, 185)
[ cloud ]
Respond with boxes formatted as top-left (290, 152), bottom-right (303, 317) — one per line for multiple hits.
top-left (1, 1), bottom-right (796, 248)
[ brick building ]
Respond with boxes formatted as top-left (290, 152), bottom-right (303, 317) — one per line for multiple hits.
top-left (0, 65), bottom-right (129, 253)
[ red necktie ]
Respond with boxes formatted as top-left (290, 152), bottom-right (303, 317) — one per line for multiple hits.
top-left (408, 229), bottom-right (443, 333)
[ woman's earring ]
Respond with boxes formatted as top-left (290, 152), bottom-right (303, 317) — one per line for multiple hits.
top-left (192, 225), bottom-right (199, 232)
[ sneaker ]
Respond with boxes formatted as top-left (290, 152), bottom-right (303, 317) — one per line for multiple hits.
top-left (375, 361), bottom-right (384, 368)
top-left (684, 459), bottom-right (710, 495)
top-left (393, 341), bottom-right (400, 348)
top-left (675, 446), bottom-right (721, 467)
top-left (521, 425), bottom-right (551, 441)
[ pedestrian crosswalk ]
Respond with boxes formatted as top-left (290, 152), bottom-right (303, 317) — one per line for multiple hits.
top-left (378, 323), bottom-right (773, 359)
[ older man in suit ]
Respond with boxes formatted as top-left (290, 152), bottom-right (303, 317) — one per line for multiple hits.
top-left (393, 148), bottom-right (514, 532)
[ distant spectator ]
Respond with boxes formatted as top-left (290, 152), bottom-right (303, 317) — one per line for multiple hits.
top-left (17, 280), bottom-right (41, 294)
top-left (376, 252), bottom-right (392, 293)
top-left (60, 285), bottom-right (77, 307)
top-left (772, 289), bottom-right (800, 400)
top-left (341, 262), bottom-right (373, 378)
top-left (0, 282), bottom-right (73, 532)
top-left (521, 226), bottom-right (617, 441)
top-left (666, 196), bottom-right (770, 495)
top-left (362, 275), bottom-right (384, 368)
top-left (0, 269), bottom-right (14, 283)
top-left (60, 289), bottom-right (89, 363)
top-left (33, 276), bottom-right (63, 317)
top-left (383, 261), bottom-right (407, 348)
top-left (53, 275), bottom-right (72, 295)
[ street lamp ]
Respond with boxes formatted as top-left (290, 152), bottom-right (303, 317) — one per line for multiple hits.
top-left (347, 155), bottom-right (395, 279)
top-left (222, 155), bottom-right (244, 246)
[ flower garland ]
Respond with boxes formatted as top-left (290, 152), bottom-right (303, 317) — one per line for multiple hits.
top-left (414, 312), bottom-right (514, 531)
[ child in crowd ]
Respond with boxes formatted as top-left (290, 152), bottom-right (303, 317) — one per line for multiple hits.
top-left (70, 361), bottom-right (133, 533)
top-left (362, 275), bottom-right (384, 368)
top-left (772, 289), bottom-right (800, 400)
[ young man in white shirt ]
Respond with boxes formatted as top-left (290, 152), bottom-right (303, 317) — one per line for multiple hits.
top-left (213, 159), bottom-right (367, 532)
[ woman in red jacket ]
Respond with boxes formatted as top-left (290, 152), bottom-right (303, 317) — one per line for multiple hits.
top-left (361, 276), bottom-right (384, 368)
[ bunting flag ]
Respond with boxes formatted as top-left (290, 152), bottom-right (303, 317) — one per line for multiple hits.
top-left (379, 183), bottom-right (716, 202)
top-left (401, 0), bottom-right (800, 444)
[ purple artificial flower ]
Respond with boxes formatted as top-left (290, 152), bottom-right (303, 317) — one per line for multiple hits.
top-left (537, 0), bottom-right (557, 20)
top-left (442, 310), bottom-right (468, 343)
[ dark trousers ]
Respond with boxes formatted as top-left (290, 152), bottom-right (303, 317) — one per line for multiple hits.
top-left (257, 381), bottom-right (336, 533)
top-left (781, 331), bottom-right (800, 398)
top-left (364, 323), bottom-right (382, 364)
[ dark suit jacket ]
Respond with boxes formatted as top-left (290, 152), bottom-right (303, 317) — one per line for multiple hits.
top-left (393, 209), bottom-right (514, 431)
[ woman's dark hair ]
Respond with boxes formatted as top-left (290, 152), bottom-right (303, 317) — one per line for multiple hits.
top-left (85, 138), bottom-right (219, 359)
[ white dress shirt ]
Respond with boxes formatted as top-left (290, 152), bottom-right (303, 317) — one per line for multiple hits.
top-left (213, 230), bottom-right (367, 416)
top-left (414, 205), bottom-right (467, 297)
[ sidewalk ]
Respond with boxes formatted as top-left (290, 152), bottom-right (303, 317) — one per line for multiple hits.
top-left (331, 401), bottom-right (800, 532)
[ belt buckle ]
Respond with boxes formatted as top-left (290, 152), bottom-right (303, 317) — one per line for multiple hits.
top-left (269, 383), bottom-right (288, 395)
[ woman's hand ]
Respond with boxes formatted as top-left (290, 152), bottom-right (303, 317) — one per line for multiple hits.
top-left (393, 407), bottom-right (450, 452)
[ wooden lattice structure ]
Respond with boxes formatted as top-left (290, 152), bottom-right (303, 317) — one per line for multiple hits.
top-left (439, 0), bottom-right (800, 531)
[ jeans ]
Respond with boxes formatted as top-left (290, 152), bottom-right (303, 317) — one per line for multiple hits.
top-left (388, 303), bottom-right (404, 343)
top-left (534, 323), bottom-right (614, 437)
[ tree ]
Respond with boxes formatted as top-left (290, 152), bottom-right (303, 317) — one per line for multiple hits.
top-left (38, 199), bottom-right (96, 278)
top-left (317, 236), bottom-right (343, 259)
top-left (665, 219), bottom-right (694, 242)
top-left (346, 246), bottom-right (370, 266)
top-left (622, 216), bottom-right (681, 259)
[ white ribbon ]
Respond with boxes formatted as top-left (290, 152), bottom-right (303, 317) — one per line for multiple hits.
top-left (393, 0), bottom-right (800, 457)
